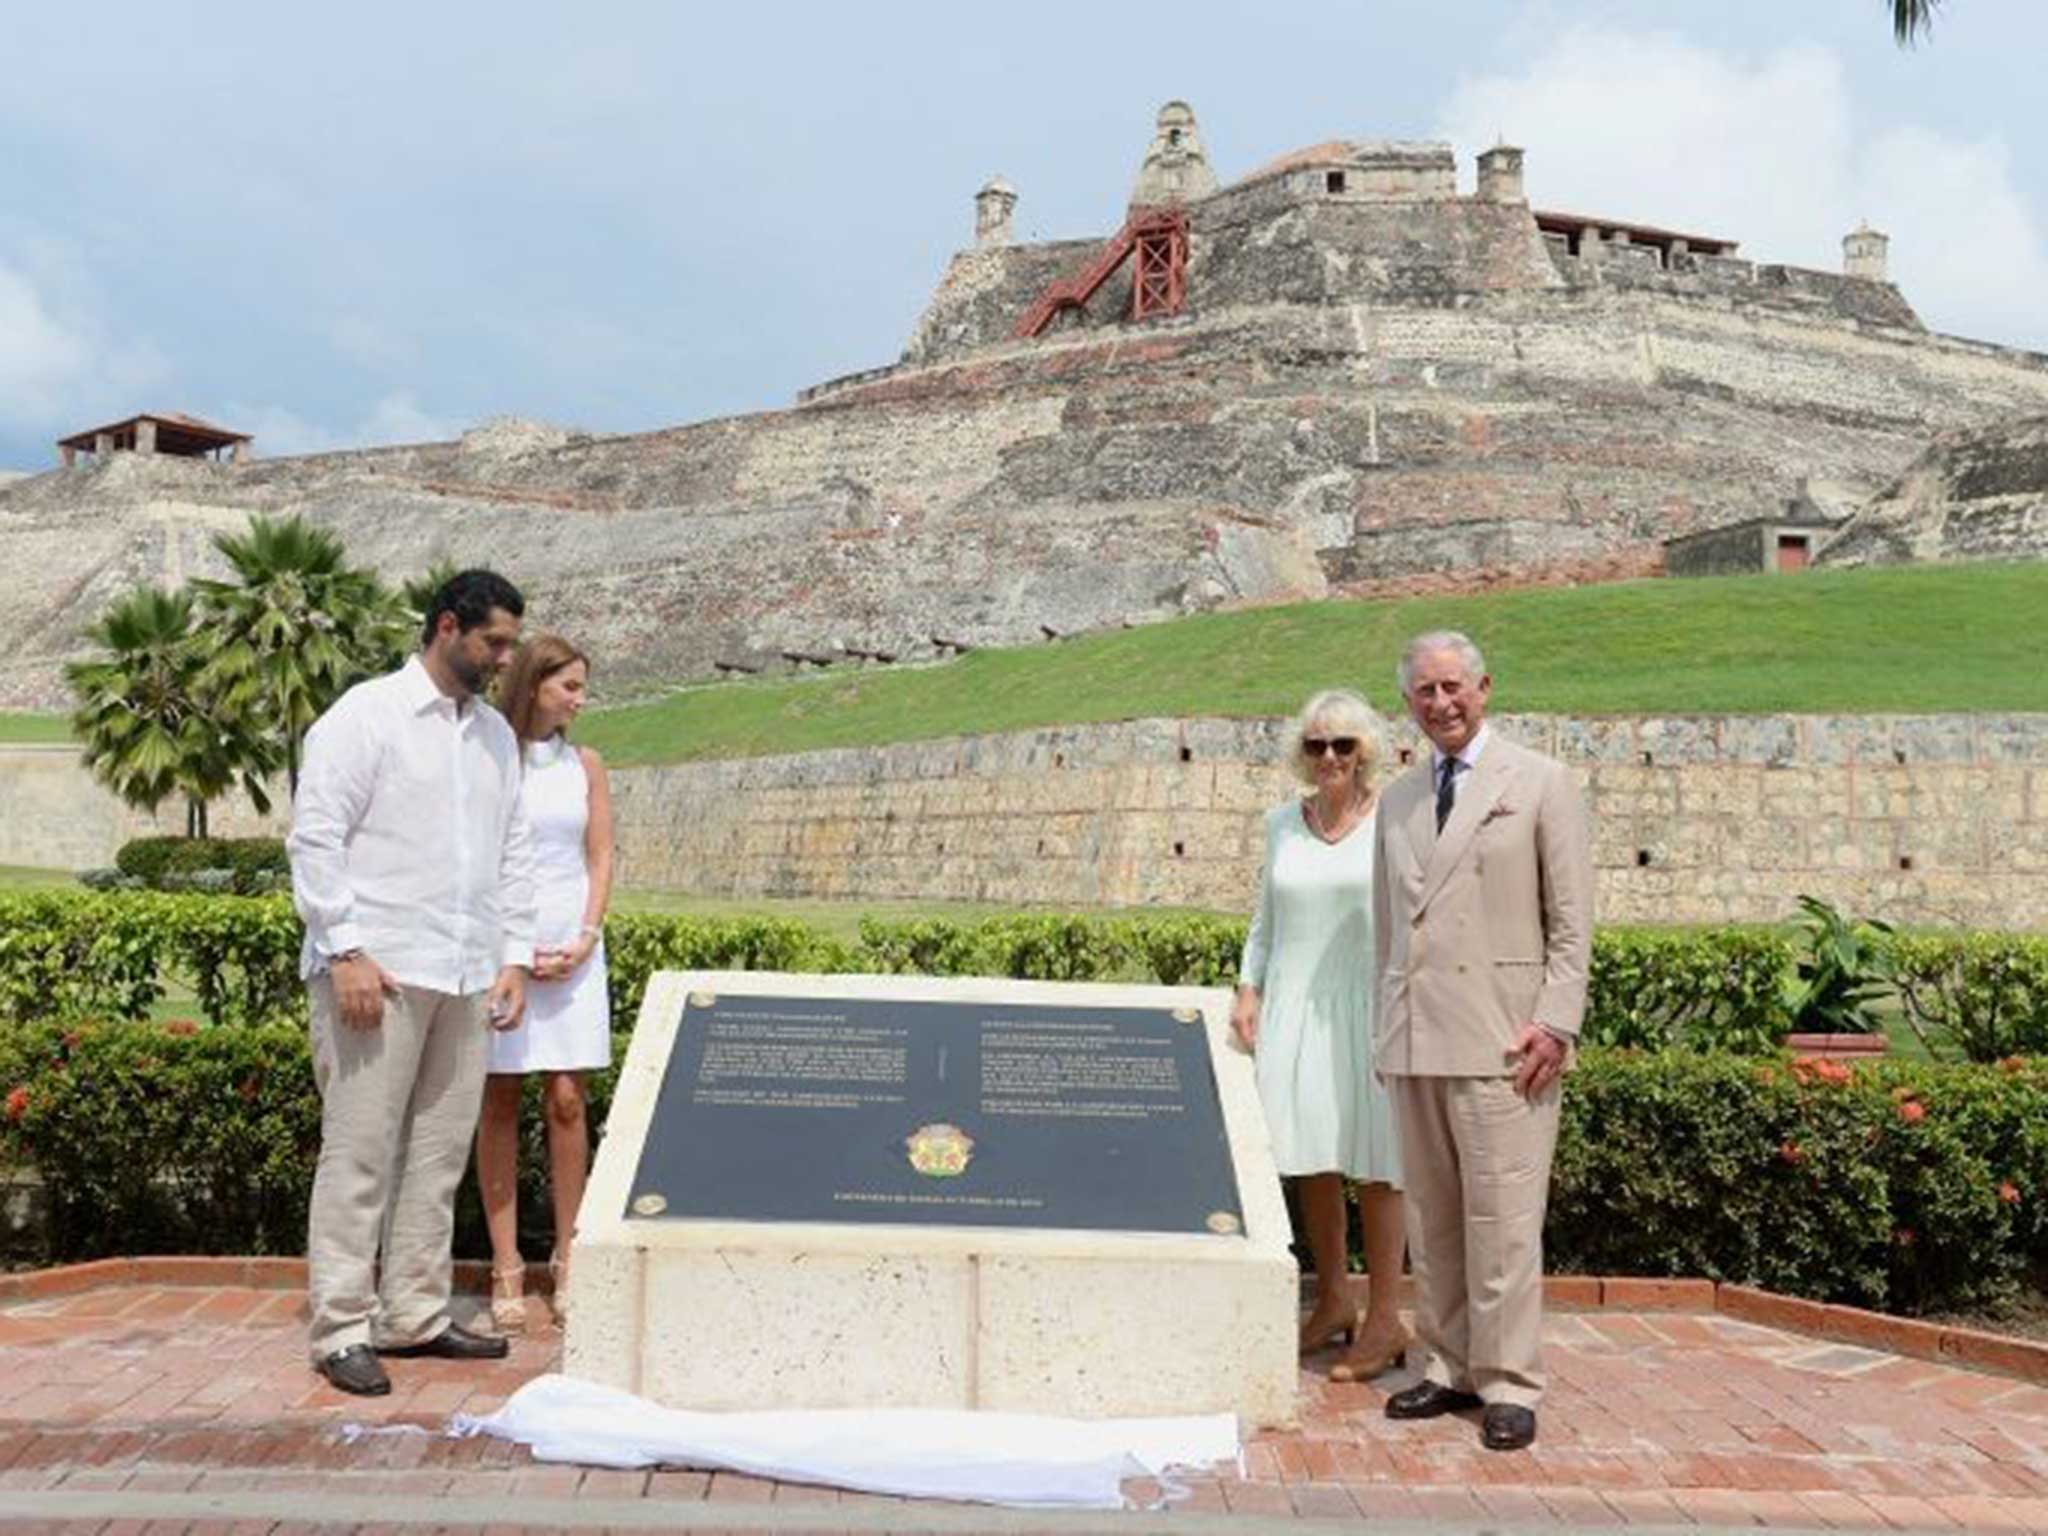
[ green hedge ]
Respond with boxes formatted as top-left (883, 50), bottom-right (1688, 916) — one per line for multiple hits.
top-left (5, 1020), bottom-right (2043, 1313)
top-left (3, 892), bottom-right (2046, 1059)
top-left (1553, 1050), bottom-right (2048, 1313)
top-left (113, 837), bottom-right (290, 895)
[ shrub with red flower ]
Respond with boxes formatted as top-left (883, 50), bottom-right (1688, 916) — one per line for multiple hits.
top-left (1779, 1140), bottom-right (1805, 1166)
top-left (3, 1085), bottom-right (27, 1123)
top-left (1897, 1099), bottom-right (1927, 1124)
top-left (1999, 1182), bottom-right (2022, 1205)
top-left (1791, 1056), bottom-right (1854, 1086)
top-left (161, 1019), bottom-right (199, 1037)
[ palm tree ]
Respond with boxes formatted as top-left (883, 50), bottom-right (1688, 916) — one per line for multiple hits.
top-left (66, 588), bottom-right (275, 838)
top-left (400, 559), bottom-right (462, 634)
top-left (1891, 0), bottom-right (1941, 44)
top-left (191, 514), bottom-right (410, 798)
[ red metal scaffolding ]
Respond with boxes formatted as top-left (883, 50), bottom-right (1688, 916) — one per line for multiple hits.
top-left (1011, 207), bottom-right (1189, 340)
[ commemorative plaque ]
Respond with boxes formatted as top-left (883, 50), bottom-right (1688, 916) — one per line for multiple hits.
top-left (627, 991), bottom-right (1243, 1236)
top-left (568, 972), bottom-right (1296, 1425)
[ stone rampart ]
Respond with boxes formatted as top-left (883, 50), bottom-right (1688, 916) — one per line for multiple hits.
top-left (598, 713), bottom-right (2045, 929)
top-left (11, 714), bottom-right (2036, 931)
top-left (9, 263), bottom-right (2048, 710)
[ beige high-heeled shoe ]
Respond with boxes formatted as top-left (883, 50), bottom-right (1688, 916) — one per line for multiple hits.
top-left (1329, 1322), bottom-right (1410, 1383)
top-left (489, 1260), bottom-right (528, 1334)
top-left (548, 1251), bottom-right (569, 1327)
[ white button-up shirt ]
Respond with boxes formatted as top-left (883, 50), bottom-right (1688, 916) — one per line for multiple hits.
top-left (288, 656), bottom-right (538, 993)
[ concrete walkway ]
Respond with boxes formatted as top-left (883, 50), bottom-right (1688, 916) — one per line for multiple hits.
top-left (4, 1276), bottom-right (2048, 1533)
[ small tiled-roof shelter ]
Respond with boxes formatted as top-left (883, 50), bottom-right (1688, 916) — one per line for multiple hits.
top-left (57, 412), bottom-right (251, 467)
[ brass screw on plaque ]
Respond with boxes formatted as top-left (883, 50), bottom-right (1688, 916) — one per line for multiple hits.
top-left (688, 990), bottom-right (716, 1008)
top-left (1172, 1006), bottom-right (1201, 1025)
top-left (631, 1192), bottom-right (669, 1217)
top-left (1206, 1211), bottom-right (1242, 1235)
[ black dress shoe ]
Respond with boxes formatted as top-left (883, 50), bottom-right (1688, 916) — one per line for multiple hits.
top-left (317, 1344), bottom-right (391, 1396)
top-left (378, 1321), bottom-right (509, 1360)
top-left (1384, 1380), bottom-right (1483, 1420)
top-left (1482, 1403), bottom-right (1538, 1451)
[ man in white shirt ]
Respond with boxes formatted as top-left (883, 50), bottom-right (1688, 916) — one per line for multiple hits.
top-left (288, 569), bottom-right (539, 1396)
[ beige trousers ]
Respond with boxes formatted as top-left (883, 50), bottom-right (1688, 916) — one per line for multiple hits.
top-left (1389, 1075), bottom-right (1561, 1409)
top-left (306, 976), bottom-right (487, 1360)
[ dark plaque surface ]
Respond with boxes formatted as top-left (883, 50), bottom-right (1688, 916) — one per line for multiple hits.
top-left (627, 990), bottom-right (1245, 1235)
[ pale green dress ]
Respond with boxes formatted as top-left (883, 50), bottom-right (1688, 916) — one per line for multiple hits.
top-left (1237, 800), bottom-right (1402, 1184)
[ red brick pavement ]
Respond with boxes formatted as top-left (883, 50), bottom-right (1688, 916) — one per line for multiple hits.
top-left (5, 1282), bottom-right (2048, 1530)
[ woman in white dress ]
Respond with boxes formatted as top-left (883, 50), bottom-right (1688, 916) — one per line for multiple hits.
top-left (477, 635), bottom-right (615, 1332)
top-left (1232, 688), bottom-right (1407, 1381)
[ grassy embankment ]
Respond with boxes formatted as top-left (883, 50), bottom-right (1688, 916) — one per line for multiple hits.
top-left (6, 564), bottom-right (2040, 763)
top-left (573, 563), bottom-right (2047, 767)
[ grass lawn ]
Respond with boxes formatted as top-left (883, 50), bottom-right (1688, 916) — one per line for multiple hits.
top-left (576, 563), bottom-right (2047, 768)
top-left (0, 713), bottom-right (71, 744)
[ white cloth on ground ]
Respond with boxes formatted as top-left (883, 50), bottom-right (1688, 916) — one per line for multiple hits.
top-left (452, 1373), bottom-right (1240, 1510)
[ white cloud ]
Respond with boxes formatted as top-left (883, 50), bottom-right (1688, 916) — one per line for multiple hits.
top-left (232, 391), bottom-right (460, 458)
top-left (359, 391), bottom-right (456, 445)
top-left (1439, 28), bottom-right (2048, 352)
top-left (1858, 128), bottom-right (2048, 347)
top-left (0, 257), bottom-right (169, 435)
top-left (326, 313), bottom-right (416, 370)
top-left (0, 264), bottom-right (90, 417)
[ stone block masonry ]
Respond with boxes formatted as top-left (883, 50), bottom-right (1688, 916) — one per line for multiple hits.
top-left (601, 712), bottom-right (2045, 929)
top-left (4, 712), bottom-right (2039, 929)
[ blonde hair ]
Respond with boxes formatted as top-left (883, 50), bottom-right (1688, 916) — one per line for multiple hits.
top-left (1289, 688), bottom-right (1379, 789)
top-left (499, 634), bottom-right (591, 744)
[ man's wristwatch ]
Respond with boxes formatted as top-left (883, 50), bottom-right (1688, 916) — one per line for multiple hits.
top-left (331, 948), bottom-right (365, 966)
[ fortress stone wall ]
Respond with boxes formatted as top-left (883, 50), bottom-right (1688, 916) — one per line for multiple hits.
top-left (7, 119), bottom-right (2048, 711)
top-left (7, 712), bottom-right (2041, 931)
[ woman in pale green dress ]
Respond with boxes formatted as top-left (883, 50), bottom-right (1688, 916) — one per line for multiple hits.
top-left (1232, 688), bottom-right (1407, 1380)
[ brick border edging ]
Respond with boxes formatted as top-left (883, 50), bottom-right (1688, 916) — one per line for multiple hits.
top-left (0, 1254), bottom-right (555, 1305)
top-left (1547, 1275), bottom-right (2048, 1385)
top-left (5, 1258), bottom-right (2042, 1386)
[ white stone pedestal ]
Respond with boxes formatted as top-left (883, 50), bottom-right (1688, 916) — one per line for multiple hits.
top-left (564, 970), bottom-right (1297, 1426)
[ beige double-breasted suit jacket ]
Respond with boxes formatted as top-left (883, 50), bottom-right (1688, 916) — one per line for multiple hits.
top-left (1373, 735), bottom-right (1593, 1075)
top-left (1371, 733), bottom-right (1593, 1407)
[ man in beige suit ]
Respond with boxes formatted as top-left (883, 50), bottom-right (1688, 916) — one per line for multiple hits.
top-left (1372, 630), bottom-right (1592, 1451)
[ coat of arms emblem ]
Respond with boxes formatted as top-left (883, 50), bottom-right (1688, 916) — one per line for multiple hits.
top-left (905, 1121), bottom-right (975, 1178)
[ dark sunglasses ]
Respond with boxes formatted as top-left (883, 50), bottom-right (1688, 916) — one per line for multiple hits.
top-left (1302, 736), bottom-right (1360, 758)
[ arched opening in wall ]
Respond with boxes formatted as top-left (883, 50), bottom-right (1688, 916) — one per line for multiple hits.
top-left (1397, 748), bottom-right (1414, 766)
top-left (1179, 746), bottom-right (1192, 763)
top-left (1325, 170), bottom-right (1346, 194)
top-left (1641, 751), bottom-right (1653, 766)
top-left (1636, 850), bottom-right (1652, 867)
top-left (1898, 855), bottom-right (1914, 871)
top-left (1173, 841), bottom-right (1185, 857)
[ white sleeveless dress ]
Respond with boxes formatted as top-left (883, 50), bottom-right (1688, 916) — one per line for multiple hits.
top-left (487, 735), bottom-right (611, 1075)
top-left (1237, 799), bottom-right (1402, 1184)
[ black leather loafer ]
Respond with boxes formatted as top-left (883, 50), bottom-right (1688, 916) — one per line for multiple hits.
top-left (1482, 1402), bottom-right (1538, 1451)
top-left (1384, 1380), bottom-right (1483, 1420)
top-left (316, 1344), bottom-right (391, 1396)
top-left (378, 1321), bottom-right (509, 1360)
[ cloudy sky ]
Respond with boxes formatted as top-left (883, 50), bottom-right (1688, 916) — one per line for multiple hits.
top-left (3, 1), bottom-right (2044, 471)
